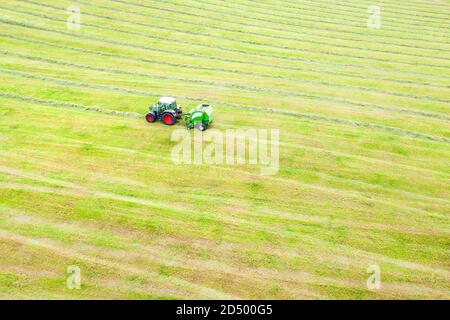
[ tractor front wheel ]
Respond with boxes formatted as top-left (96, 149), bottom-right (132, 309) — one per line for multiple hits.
top-left (145, 112), bottom-right (156, 123)
top-left (162, 113), bottom-right (176, 125)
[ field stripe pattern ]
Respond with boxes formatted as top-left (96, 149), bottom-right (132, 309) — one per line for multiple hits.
top-left (0, 0), bottom-right (449, 299)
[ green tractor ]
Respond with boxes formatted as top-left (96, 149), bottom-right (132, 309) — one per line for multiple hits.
top-left (145, 97), bottom-right (183, 125)
top-left (185, 104), bottom-right (214, 131)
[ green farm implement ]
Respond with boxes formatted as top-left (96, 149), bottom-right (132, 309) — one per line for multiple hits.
top-left (185, 104), bottom-right (214, 131)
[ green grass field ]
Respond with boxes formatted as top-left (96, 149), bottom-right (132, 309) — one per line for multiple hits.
top-left (0, 0), bottom-right (449, 299)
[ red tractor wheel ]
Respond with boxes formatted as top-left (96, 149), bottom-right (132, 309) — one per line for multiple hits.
top-left (145, 112), bottom-right (156, 123)
top-left (162, 113), bottom-right (176, 125)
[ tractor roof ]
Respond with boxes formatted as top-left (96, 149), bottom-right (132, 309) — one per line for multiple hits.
top-left (159, 97), bottom-right (176, 104)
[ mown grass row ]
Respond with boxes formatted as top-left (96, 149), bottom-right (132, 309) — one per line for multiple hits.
top-left (291, 0), bottom-right (450, 17)
top-left (212, 0), bottom-right (450, 29)
top-left (3, 48), bottom-right (449, 121)
top-left (153, 0), bottom-right (450, 40)
top-left (0, 27), bottom-right (448, 140)
top-left (1, 97), bottom-right (448, 248)
top-left (106, 0), bottom-right (450, 47)
top-left (0, 19), bottom-right (446, 140)
top-left (2, 90), bottom-right (449, 203)
top-left (5, 2), bottom-right (450, 82)
top-left (7, 1), bottom-right (450, 74)
top-left (1, 99), bottom-right (449, 299)
top-left (14, 0), bottom-right (450, 81)
top-left (0, 9), bottom-right (445, 112)
top-left (2, 19), bottom-right (449, 93)
top-left (2, 63), bottom-right (450, 143)
top-left (85, 0), bottom-right (449, 54)
top-left (47, 0), bottom-right (450, 61)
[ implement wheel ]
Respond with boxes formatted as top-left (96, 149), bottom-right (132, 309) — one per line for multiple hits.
top-left (195, 122), bottom-right (207, 131)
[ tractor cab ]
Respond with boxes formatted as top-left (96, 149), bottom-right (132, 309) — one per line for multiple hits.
top-left (156, 97), bottom-right (178, 111)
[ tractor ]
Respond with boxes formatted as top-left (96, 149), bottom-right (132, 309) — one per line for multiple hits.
top-left (145, 97), bottom-right (183, 125)
top-left (185, 104), bottom-right (214, 131)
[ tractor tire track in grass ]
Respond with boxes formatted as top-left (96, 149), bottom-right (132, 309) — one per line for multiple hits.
top-left (4, 5), bottom-right (450, 73)
top-left (1, 88), bottom-right (449, 145)
top-left (109, 0), bottom-right (450, 46)
top-left (37, 0), bottom-right (450, 61)
top-left (4, 49), bottom-right (450, 114)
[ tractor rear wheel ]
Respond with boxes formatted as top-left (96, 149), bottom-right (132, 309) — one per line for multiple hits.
top-left (145, 112), bottom-right (156, 123)
top-left (162, 113), bottom-right (176, 125)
